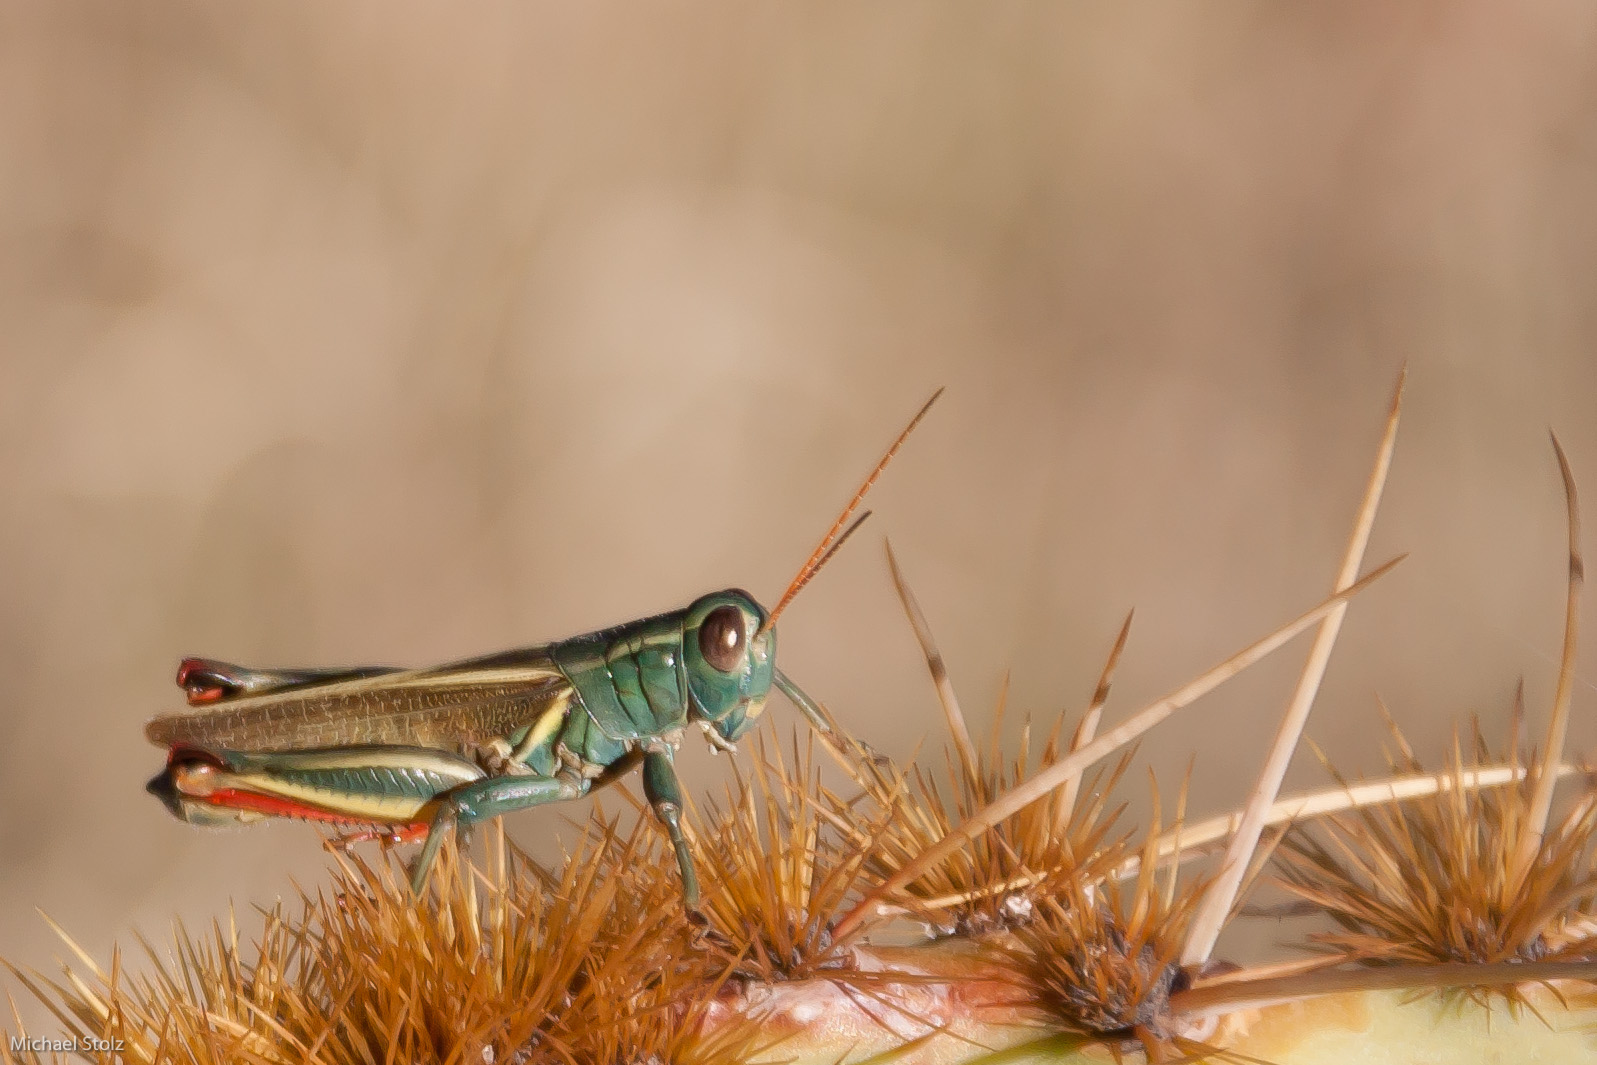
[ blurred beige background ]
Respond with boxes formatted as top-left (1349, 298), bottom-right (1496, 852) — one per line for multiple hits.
top-left (4, 1), bottom-right (1597, 1014)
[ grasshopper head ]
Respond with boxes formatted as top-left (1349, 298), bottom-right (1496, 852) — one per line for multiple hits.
top-left (683, 588), bottom-right (775, 745)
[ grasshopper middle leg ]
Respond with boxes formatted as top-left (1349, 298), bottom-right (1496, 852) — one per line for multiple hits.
top-left (642, 747), bottom-right (699, 909)
top-left (410, 770), bottom-right (590, 894)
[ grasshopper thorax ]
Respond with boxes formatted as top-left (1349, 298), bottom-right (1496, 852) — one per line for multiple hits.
top-left (682, 589), bottom-right (775, 746)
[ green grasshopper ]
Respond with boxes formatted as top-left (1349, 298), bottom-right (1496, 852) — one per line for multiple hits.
top-left (145, 392), bottom-right (939, 907)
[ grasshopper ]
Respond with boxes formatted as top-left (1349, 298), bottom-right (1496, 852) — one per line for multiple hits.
top-left (145, 391), bottom-right (939, 907)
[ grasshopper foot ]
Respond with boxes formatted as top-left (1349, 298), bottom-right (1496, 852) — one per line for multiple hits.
top-left (686, 911), bottom-right (740, 956)
top-left (855, 739), bottom-right (894, 769)
top-left (836, 735), bottom-right (894, 770)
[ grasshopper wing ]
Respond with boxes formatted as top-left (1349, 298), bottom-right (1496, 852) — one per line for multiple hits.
top-left (145, 649), bottom-right (572, 753)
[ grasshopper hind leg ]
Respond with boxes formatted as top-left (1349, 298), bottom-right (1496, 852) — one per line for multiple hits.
top-left (408, 770), bottom-right (590, 895)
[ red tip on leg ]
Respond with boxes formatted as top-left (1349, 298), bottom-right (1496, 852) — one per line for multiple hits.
top-left (176, 658), bottom-right (229, 705)
top-left (175, 658), bottom-right (206, 688)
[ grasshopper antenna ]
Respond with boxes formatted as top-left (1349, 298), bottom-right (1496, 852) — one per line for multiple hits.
top-left (761, 387), bottom-right (943, 633)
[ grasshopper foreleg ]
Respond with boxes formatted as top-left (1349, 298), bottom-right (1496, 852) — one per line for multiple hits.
top-left (642, 747), bottom-right (699, 910)
top-left (773, 669), bottom-right (831, 734)
top-left (409, 770), bottom-right (590, 895)
top-left (774, 668), bottom-right (891, 767)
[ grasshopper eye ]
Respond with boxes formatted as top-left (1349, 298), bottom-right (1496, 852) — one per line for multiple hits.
top-left (699, 605), bottom-right (746, 673)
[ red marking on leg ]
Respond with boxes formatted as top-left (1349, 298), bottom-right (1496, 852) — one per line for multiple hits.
top-left (207, 788), bottom-right (389, 827)
top-left (177, 658), bottom-right (229, 705)
top-left (176, 658), bottom-right (235, 705)
top-left (202, 788), bottom-right (429, 852)
top-left (385, 822), bottom-right (431, 845)
top-left (175, 658), bottom-right (206, 689)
